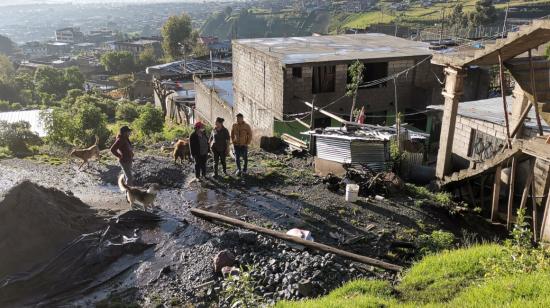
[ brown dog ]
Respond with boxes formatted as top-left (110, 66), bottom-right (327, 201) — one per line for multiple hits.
top-left (70, 135), bottom-right (100, 170)
top-left (118, 174), bottom-right (159, 211)
top-left (173, 138), bottom-right (191, 163)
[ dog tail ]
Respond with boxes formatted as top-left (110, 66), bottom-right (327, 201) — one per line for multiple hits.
top-left (94, 135), bottom-right (99, 146)
top-left (118, 174), bottom-right (129, 192)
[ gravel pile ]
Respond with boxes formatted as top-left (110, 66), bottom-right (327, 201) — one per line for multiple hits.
top-left (132, 156), bottom-right (191, 187)
top-left (207, 230), bottom-right (381, 306)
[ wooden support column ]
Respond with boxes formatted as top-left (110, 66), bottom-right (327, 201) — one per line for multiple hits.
top-left (436, 67), bottom-right (465, 179)
top-left (539, 186), bottom-right (550, 242)
top-left (498, 51), bottom-right (512, 148)
top-left (480, 175), bottom-right (486, 209)
top-left (531, 179), bottom-right (539, 242)
top-left (528, 50), bottom-right (544, 136)
top-left (519, 159), bottom-right (536, 210)
top-left (467, 180), bottom-right (476, 208)
top-left (491, 165), bottom-right (503, 222)
top-left (507, 157), bottom-right (517, 230)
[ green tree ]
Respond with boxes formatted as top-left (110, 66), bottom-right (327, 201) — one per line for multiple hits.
top-left (161, 13), bottom-right (196, 61)
top-left (449, 3), bottom-right (467, 29)
top-left (468, 0), bottom-right (497, 27)
top-left (192, 43), bottom-right (209, 57)
top-left (0, 54), bottom-right (15, 81)
top-left (100, 51), bottom-right (135, 74)
top-left (64, 66), bottom-right (84, 91)
top-left (116, 101), bottom-right (141, 122)
top-left (0, 120), bottom-right (42, 156)
top-left (346, 60), bottom-right (364, 122)
top-left (34, 66), bottom-right (66, 98)
top-left (134, 104), bottom-right (164, 136)
top-left (137, 47), bottom-right (158, 69)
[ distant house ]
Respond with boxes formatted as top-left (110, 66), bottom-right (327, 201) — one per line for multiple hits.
top-left (114, 38), bottom-right (162, 58)
top-left (198, 36), bottom-right (231, 58)
top-left (55, 27), bottom-right (84, 44)
top-left (232, 33), bottom-right (446, 140)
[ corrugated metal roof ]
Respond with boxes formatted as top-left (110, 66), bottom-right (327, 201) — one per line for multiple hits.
top-left (0, 109), bottom-right (50, 137)
top-left (427, 96), bottom-right (550, 132)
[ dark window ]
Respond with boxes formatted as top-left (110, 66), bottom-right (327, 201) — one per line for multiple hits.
top-left (292, 67), bottom-right (302, 78)
top-left (362, 62), bottom-right (388, 88)
top-left (312, 65), bottom-right (336, 93)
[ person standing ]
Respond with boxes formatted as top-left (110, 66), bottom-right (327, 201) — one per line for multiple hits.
top-left (110, 125), bottom-right (134, 185)
top-left (190, 122), bottom-right (209, 179)
top-left (210, 117), bottom-right (230, 177)
top-left (231, 113), bottom-right (252, 176)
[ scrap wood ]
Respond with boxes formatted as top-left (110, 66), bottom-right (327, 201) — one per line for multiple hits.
top-left (191, 208), bottom-right (403, 272)
top-left (281, 133), bottom-right (307, 150)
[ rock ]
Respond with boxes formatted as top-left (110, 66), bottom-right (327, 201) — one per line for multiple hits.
top-left (160, 265), bottom-right (172, 275)
top-left (221, 266), bottom-right (240, 277)
top-left (213, 250), bottom-right (235, 273)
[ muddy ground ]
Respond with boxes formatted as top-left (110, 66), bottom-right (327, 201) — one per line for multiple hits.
top-left (0, 148), bottom-right (504, 307)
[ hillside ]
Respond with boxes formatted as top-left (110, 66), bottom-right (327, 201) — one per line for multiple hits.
top-left (201, 0), bottom-right (550, 39)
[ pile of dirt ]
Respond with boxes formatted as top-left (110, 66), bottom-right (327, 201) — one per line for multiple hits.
top-left (133, 156), bottom-right (191, 187)
top-left (0, 181), bottom-right (105, 279)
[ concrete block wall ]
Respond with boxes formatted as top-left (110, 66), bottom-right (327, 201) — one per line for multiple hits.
top-left (451, 115), bottom-right (508, 159)
top-left (194, 77), bottom-right (234, 128)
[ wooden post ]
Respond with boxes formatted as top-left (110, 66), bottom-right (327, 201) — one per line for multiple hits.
top-left (491, 165), bottom-right (503, 222)
top-left (308, 96), bottom-right (316, 155)
top-left (531, 178), bottom-right (538, 242)
top-left (498, 51), bottom-right (512, 148)
top-left (539, 186), bottom-right (550, 241)
top-left (190, 208), bottom-right (403, 272)
top-left (510, 103), bottom-right (533, 138)
top-left (507, 157), bottom-right (517, 230)
top-left (519, 159), bottom-right (536, 210)
top-left (467, 180), bottom-right (476, 208)
top-left (480, 175), bottom-right (486, 209)
top-left (528, 49), bottom-right (544, 136)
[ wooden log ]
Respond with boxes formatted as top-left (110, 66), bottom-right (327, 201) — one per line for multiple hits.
top-left (507, 157), bottom-right (517, 230)
top-left (295, 118), bottom-right (310, 129)
top-left (491, 165), bottom-right (502, 222)
top-left (190, 208), bottom-right (403, 272)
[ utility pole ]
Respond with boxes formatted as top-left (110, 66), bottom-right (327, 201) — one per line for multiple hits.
top-left (502, 1), bottom-right (510, 38)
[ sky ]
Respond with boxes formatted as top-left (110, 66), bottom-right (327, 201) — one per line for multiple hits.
top-left (0, 0), bottom-right (215, 5)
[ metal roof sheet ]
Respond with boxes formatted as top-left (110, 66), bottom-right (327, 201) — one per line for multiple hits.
top-left (0, 109), bottom-right (50, 137)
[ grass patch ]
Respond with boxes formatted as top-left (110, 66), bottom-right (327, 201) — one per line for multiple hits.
top-left (0, 146), bottom-right (12, 159)
top-left (276, 279), bottom-right (396, 308)
top-left (27, 153), bottom-right (66, 166)
top-left (397, 244), bottom-right (506, 304)
top-left (405, 183), bottom-right (452, 207)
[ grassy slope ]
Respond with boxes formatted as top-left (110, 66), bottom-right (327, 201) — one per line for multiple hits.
top-left (340, 0), bottom-right (550, 30)
top-left (277, 244), bottom-right (550, 307)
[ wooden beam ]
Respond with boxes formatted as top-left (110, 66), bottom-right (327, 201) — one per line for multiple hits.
top-left (480, 175), bottom-right (486, 210)
top-left (294, 118), bottom-right (310, 128)
top-left (491, 165), bottom-right (503, 222)
top-left (507, 157), bottom-right (518, 230)
top-left (304, 101), bottom-right (348, 124)
top-left (528, 49), bottom-right (544, 136)
top-left (520, 159), bottom-right (536, 210)
top-left (510, 103), bottom-right (533, 138)
top-left (190, 208), bottom-right (403, 272)
top-left (498, 51), bottom-right (512, 148)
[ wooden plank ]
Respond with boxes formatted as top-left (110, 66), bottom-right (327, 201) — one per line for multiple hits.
top-left (190, 208), bottom-right (403, 272)
top-left (294, 118), bottom-right (310, 128)
top-left (539, 186), bottom-right (550, 241)
top-left (507, 157), bottom-right (518, 230)
top-left (531, 179), bottom-right (539, 242)
top-left (491, 165), bottom-right (503, 222)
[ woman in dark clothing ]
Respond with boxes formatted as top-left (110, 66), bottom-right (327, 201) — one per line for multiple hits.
top-left (210, 117), bottom-right (230, 177)
top-left (189, 122), bottom-right (209, 179)
top-left (110, 125), bottom-right (134, 185)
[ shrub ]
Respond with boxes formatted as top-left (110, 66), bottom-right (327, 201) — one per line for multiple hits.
top-left (0, 120), bottom-right (42, 156)
top-left (405, 183), bottom-right (453, 207)
top-left (221, 266), bottom-right (262, 308)
top-left (10, 102), bottom-right (22, 110)
top-left (115, 101), bottom-right (141, 122)
top-left (133, 104), bottom-right (164, 136)
top-left (0, 100), bottom-right (11, 111)
top-left (162, 124), bottom-right (193, 141)
top-left (396, 244), bottom-right (506, 304)
top-left (416, 230), bottom-right (456, 256)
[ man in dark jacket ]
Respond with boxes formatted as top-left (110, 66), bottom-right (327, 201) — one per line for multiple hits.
top-left (210, 117), bottom-right (230, 177)
top-left (110, 125), bottom-right (134, 185)
top-left (189, 122), bottom-right (209, 179)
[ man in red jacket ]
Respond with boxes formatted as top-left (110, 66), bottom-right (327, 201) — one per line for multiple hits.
top-left (110, 125), bottom-right (134, 185)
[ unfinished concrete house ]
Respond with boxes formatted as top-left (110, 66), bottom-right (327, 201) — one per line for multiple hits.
top-left (232, 34), bottom-right (457, 140)
top-left (194, 76), bottom-right (234, 127)
top-left (431, 20), bottom-right (550, 241)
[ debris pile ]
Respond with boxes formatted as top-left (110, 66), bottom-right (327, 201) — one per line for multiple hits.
top-left (133, 156), bottom-right (190, 187)
top-left (323, 165), bottom-right (403, 197)
top-left (0, 181), bottom-right (105, 279)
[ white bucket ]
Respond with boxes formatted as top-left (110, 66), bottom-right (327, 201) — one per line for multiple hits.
top-left (345, 184), bottom-right (359, 202)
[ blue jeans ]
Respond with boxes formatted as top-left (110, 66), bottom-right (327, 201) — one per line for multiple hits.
top-left (120, 161), bottom-right (133, 185)
top-left (234, 145), bottom-right (248, 172)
